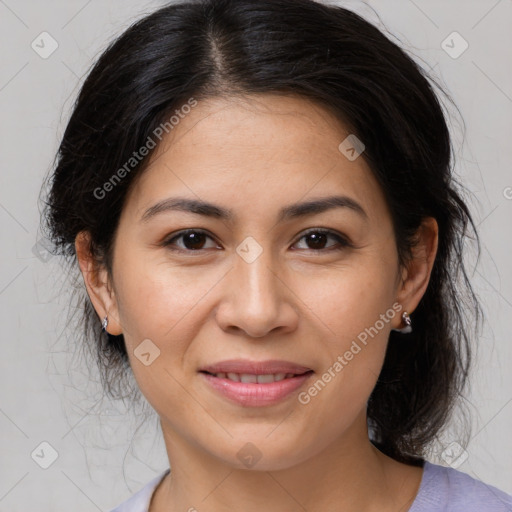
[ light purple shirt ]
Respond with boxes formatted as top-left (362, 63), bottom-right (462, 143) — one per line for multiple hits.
top-left (110, 461), bottom-right (512, 511)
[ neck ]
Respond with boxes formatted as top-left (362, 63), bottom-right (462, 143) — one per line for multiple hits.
top-left (150, 412), bottom-right (423, 512)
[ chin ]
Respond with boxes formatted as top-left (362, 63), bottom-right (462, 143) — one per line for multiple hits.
top-left (208, 433), bottom-right (313, 472)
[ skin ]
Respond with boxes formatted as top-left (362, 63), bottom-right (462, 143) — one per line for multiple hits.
top-left (75, 94), bottom-right (438, 512)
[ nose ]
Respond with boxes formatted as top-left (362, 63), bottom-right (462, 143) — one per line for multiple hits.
top-left (215, 243), bottom-right (299, 338)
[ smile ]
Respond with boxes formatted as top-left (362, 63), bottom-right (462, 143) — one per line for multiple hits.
top-left (199, 370), bottom-right (314, 406)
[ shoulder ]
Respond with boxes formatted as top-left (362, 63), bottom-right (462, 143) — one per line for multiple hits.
top-left (109, 469), bottom-right (170, 512)
top-left (410, 460), bottom-right (512, 512)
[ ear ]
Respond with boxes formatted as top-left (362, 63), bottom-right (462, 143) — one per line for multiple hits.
top-left (394, 217), bottom-right (438, 327)
top-left (75, 230), bottom-right (123, 335)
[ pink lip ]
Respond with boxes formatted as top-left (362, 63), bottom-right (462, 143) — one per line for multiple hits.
top-left (200, 372), bottom-right (314, 407)
top-left (199, 359), bottom-right (312, 375)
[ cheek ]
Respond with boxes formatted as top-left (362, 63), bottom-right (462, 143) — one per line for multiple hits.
top-left (113, 261), bottom-right (215, 413)
top-left (114, 252), bottom-right (222, 347)
top-left (297, 257), bottom-right (397, 405)
top-left (302, 257), bottom-right (397, 343)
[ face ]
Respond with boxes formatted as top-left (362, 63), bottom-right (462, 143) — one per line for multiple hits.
top-left (85, 94), bottom-right (422, 471)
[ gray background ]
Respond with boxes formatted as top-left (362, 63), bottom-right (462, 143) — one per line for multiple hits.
top-left (0, 0), bottom-right (511, 510)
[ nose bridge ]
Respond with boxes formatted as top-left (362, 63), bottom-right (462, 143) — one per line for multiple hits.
top-left (217, 234), bottom-right (293, 337)
top-left (235, 235), bottom-right (280, 312)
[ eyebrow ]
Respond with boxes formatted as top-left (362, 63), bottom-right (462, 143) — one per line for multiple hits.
top-left (140, 195), bottom-right (368, 224)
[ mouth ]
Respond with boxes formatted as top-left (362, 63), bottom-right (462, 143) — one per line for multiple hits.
top-left (198, 360), bottom-right (314, 406)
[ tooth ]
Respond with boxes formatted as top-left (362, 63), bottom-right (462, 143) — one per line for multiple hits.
top-left (256, 374), bottom-right (275, 384)
top-left (240, 373), bottom-right (258, 383)
top-left (221, 372), bottom-right (297, 383)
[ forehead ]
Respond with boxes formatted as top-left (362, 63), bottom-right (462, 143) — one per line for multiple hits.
top-left (154, 94), bottom-right (354, 168)
top-left (122, 94), bottom-right (387, 225)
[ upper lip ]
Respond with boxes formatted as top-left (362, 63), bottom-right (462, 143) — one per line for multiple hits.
top-left (199, 359), bottom-right (313, 375)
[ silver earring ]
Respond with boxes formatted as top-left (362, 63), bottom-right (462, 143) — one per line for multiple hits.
top-left (101, 315), bottom-right (108, 333)
top-left (393, 311), bottom-right (412, 334)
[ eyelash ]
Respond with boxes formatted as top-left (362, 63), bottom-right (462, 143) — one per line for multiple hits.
top-left (161, 228), bottom-right (352, 254)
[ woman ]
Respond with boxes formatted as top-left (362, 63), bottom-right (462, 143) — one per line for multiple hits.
top-left (40, 0), bottom-right (512, 510)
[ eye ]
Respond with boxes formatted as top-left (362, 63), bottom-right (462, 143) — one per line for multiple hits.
top-left (162, 229), bottom-right (219, 252)
top-left (292, 228), bottom-right (352, 252)
top-left (162, 228), bottom-right (352, 253)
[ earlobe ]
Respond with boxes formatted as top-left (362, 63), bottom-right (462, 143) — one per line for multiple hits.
top-left (74, 231), bottom-right (123, 335)
top-left (394, 217), bottom-right (439, 323)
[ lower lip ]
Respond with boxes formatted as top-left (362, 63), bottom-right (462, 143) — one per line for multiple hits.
top-left (200, 371), bottom-right (314, 407)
